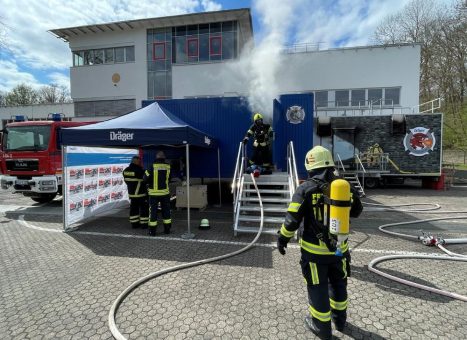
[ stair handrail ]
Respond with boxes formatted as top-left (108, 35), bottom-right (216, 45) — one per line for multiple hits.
top-left (354, 153), bottom-right (366, 189)
top-left (412, 97), bottom-right (442, 114)
top-left (287, 142), bottom-right (300, 199)
top-left (231, 142), bottom-right (245, 213)
top-left (336, 154), bottom-right (345, 173)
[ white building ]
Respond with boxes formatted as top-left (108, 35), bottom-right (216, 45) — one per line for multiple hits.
top-left (1, 8), bottom-right (420, 126)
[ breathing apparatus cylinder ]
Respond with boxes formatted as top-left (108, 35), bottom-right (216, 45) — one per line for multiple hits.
top-left (327, 179), bottom-right (351, 256)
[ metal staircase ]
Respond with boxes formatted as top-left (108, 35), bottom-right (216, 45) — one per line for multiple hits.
top-left (232, 142), bottom-right (300, 236)
top-left (336, 154), bottom-right (365, 197)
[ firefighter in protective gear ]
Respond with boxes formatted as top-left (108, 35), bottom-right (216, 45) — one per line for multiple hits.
top-left (242, 113), bottom-right (273, 169)
top-left (277, 146), bottom-right (362, 339)
top-left (144, 151), bottom-right (172, 236)
top-left (123, 156), bottom-right (149, 228)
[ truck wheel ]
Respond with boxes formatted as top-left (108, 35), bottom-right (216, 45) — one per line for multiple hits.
top-left (30, 193), bottom-right (57, 204)
top-left (364, 178), bottom-right (379, 189)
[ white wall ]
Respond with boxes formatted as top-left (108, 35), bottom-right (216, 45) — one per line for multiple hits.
top-left (172, 44), bottom-right (421, 108)
top-left (69, 29), bottom-right (147, 108)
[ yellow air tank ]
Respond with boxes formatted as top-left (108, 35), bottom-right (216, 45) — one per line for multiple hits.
top-left (328, 179), bottom-right (351, 256)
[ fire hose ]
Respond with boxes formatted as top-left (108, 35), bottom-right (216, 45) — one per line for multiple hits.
top-left (108, 174), bottom-right (264, 340)
top-left (363, 202), bottom-right (467, 302)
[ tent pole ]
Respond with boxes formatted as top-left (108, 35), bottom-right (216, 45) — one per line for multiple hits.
top-left (214, 147), bottom-right (222, 207)
top-left (62, 145), bottom-right (67, 231)
top-left (181, 143), bottom-right (194, 239)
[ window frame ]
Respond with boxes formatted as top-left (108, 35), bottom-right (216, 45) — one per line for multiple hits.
top-left (209, 36), bottom-right (222, 57)
top-left (153, 42), bottom-right (166, 61)
top-left (187, 37), bottom-right (199, 58)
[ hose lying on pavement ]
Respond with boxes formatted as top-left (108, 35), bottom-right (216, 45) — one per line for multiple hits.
top-left (109, 174), bottom-right (264, 340)
top-left (363, 201), bottom-right (467, 302)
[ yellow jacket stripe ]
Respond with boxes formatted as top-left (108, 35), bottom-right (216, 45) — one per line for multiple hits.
top-left (287, 202), bottom-right (301, 212)
top-left (280, 224), bottom-right (295, 238)
top-left (124, 178), bottom-right (143, 182)
top-left (300, 239), bottom-right (349, 255)
top-left (309, 306), bottom-right (331, 322)
top-left (330, 298), bottom-right (348, 311)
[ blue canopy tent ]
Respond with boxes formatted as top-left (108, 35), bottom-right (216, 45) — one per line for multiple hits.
top-left (60, 102), bottom-right (218, 238)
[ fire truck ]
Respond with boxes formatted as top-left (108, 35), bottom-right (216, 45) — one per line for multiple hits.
top-left (0, 114), bottom-right (95, 203)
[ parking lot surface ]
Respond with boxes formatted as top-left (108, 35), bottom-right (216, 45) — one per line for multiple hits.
top-left (1, 185), bottom-right (466, 339)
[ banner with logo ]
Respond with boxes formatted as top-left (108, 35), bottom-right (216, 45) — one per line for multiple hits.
top-left (63, 146), bottom-right (138, 230)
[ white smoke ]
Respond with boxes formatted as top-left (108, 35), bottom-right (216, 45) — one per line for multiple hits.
top-left (227, 0), bottom-right (304, 121)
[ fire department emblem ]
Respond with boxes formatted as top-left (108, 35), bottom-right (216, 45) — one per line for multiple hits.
top-left (403, 127), bottom-right (436, 157)
top-left (286, 106), bottom-right (305, 124)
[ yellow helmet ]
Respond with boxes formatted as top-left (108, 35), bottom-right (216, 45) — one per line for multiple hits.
top-left (304, 146), bottom-right (335, 171)
top-left (253, 113), bottom-right (263, 122)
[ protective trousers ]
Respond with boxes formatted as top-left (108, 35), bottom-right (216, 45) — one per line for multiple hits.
top-left (148, 195), bottom-right (171, 233)
top-left (129, 196), bottom-right (149, 228)
top-left (301, 257), bottom-right (349, 338)
top-left (250, 145), bottom-right (271, 168)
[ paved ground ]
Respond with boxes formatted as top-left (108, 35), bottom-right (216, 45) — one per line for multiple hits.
top-left (1, 183), bottom-right (467, 339)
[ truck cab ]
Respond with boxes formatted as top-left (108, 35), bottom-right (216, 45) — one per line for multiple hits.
top-left (0, 115), bottom-right (94, 203)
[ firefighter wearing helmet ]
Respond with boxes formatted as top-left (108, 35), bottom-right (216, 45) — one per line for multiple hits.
top-left (242, 113), bottom-right (273, 171)
top-left (277, 146), bottom-right (362, 339)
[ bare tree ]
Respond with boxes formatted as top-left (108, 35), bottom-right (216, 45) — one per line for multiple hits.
top-left (0, 90), bottom-right (6, 106)
top-left (5, 84), bottom-right (39, 106)
top-left (38, 84), bottom-right (70, 104)
top-left (374, 0), bottom-right (467, 150)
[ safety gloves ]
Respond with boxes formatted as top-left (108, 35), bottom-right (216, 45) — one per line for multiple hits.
top-left (277, 235), bottom-right (289, 255)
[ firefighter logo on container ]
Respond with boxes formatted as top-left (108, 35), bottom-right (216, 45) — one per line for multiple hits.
top-left (286, 106), bottom-right (305, 124)
top-left (403, 127), bottom-right (436, 157)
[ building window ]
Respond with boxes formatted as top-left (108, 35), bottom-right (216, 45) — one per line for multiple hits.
top-left (114, 47), bottom-right (125, 63)
top-left (368, 88), bottom-right (383, 106)
top-left (210, 36), bottom-right (222, 56)
top-left (187, 38), bottom-right (199, 58)
top-left (351, 89), bottom-right (365, 107)
top-left (385, 88), bottom-right (400, 105)
top-left (315, 91), bottom-right (328, 108)
top-left (104, 48), bottom-right (114, 63)
top-left (73, 51), bottom-right (84, 66)
top-left (199, 34), bottom-right (209, 61)
top-left (94, 50), bottom-right (104, 64)
top-left (125, 46), bottom-right (135, 62)
top-left (153, 42), bottom-right (166, 60)
top-left (335, 90), bottom-right (349, 107)
top-left (83, 50), bottom-right (93, 65)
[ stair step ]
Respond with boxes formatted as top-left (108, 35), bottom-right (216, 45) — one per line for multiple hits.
top-left (235, 225), bottom-right (279, 235)
top-left (238, 215), bottom-right (284, 223)
top-left (240, 205), bottom-right (288, 213)
top-left (240, 197), bottom-right (289, 203)
top-left (243, 181), bottom-right (289, 186)
top-left (242, 189), bottom-right (290, 194)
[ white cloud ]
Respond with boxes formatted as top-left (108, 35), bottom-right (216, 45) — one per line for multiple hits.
top-left (0, 59), bottom-right (41, 92)
top-left (0, 0), bottom-right (221, 91)
top-left (48, 72), bottom-right (71, 90)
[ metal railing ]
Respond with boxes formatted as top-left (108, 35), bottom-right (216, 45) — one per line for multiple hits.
top-left (231, 142), bottom-right (246, 214)
top-left (413, 97), bottom-right (442, 114)
top-left (286, 141), bottom-right (300, 197)
top-left (354, 154), bottom-right (366, 188)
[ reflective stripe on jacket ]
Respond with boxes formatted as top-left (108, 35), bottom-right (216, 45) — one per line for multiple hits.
top-left (123, 163), bottom-right (146, 198)
top-left (144, 160), bottom-right (171, 196)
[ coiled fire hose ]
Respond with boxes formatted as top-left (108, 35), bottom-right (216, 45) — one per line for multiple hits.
top-left (364, 202), bottom-right (467, 302)
top-left (108, 174), bottom-right (264, 340)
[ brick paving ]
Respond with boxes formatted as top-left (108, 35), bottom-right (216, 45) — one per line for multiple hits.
top-left (1, 186), bottom-right (466, 339)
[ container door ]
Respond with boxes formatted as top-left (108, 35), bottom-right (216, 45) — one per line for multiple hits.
top-left (332, 129), bottom-right (355, 168)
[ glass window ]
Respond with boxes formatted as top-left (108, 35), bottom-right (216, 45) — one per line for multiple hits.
top-left (115, 47), bottom-right (125, 62)
top-left (154, 31), bottom-right (165, 42)
top-left (210, 22), bottom-right (221, 33)
top-left (199, 23), bottom-right (209, 34)
top-left (94, 49), bottom-right (103, 64)
top-left (335, 90), bottom-right (349, 107)
top-left (187, 38), bottom-right (198, 57)
top-left (174, 36), bottom-right (186, 63)
top-left (73, 51), bottom-right (84, 66)
top-left (155, 60), bottom-right (166, 71)
top-left (385, 88), bottom-right (400, 105)
top-left (222, 32), bottom-right (234, 60)
top-left (176, 26), bottom-right (186, 36)
top-left (315, 91), bottom-right (328, 108)
top-left (210, 36), bottom-right (222, 56)
top-left (153, 42), bottom-right (166, 60)
top-left (105, 48), bottom-right (114, 63)
top-left (5, 126), bottom-right (51, 151)
top-left (83, 50), bottom-right (93, 65)
top-left (351, 89), bottom-right (365, 106)
top-left (368, 88), bottom-right (382, 106)
top-left (154, 71), bottom-right (167, 97)
top-left (147, 29), bottom-right (153, 44)
top-left (187, 24), bottom-right (198, 36)
top-left (148, 72), bottom-right (154, 98)
top-left (232, 21), bottom-right (238, 31)
top-left (125, 46), bottom-right (135, 62)
top-left (222, 21), bottom-right (233, 32)
top-left (199, 34), bottom-right (209, 62)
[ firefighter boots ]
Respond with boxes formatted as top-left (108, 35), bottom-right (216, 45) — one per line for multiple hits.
top-left (305, 316), bottom-right (331, 340)
top-left (164, 223), bottom-right (171, 234)
top-left (149, 228), bottom-right (156, 236)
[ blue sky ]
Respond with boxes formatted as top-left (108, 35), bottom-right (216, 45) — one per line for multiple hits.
top-left (0, 0), bottom-right (416, 94)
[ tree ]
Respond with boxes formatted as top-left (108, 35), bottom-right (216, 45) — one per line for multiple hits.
top-left (5, 84), bottom-right (39, 106)
top-left (374, 0), bottom-right (467, 151)
top-left (0, 91), bottom-right (6, 106)
top-left (38, 84), bottom-right (70, 104)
